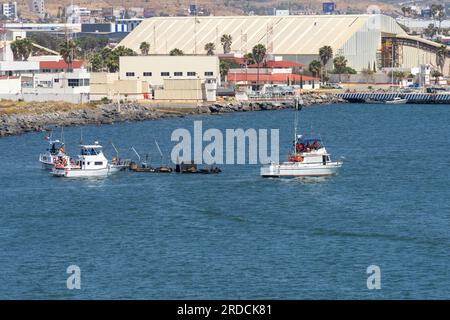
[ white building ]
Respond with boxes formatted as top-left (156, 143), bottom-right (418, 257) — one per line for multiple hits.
top-left (1, 2), bottom-right (18, 20)
top-left (21, 69), bottom-right (90, 103)
top-left (0, 75), bottom-right (21, 94)
top-left (66, 5), bottom-right (91, 24)
top-left (28, 0), bottom-right (45, 17)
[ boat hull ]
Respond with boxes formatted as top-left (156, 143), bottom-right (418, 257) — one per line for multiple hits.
top-left (261, 161), bottom-right (342, 178)
top-left (51, 165), bottom-right (124, 178)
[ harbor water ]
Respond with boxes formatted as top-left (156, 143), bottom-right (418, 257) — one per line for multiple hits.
top-left (0, 103), bottom-right (449, 299)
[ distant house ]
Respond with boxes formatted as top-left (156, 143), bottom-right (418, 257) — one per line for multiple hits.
top-left (227, 59), bottom-right (321, 90)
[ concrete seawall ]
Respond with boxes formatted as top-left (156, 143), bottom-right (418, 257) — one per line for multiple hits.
top-left (0, 93), bottom-right (345, 137)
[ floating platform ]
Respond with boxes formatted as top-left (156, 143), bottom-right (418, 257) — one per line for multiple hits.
top-left (129, 162), bottom-right (221, 174)
top-left (337, 92), bottom-right (450, 104)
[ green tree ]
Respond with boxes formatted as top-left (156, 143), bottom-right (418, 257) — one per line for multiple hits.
top-left (98, 46), bottom-right (137, 73)
top-left (436, 44), bottom-right (447, 74)
top-left (220, 60), bottom-right (231, 81)
top-left (204, 42), bottom-right (216, 56)
top-left (319, 45), bottom-right (333, 82)
top-left (169, 48), bottom-right (184, 56)
top-left (424, 23), bottom-right (438, 39)
top-left (59, 40), bottom-right (79, 68)
top-left (308, 60), bottom-right (321, 78)
top-left (10, 41), bottom-right (21, 61)
top-left (431, 4), bottom-right (445, 33)
top-left (140, 41), bottom-right (150, 55)
top-left (220, 34), bottom-right (232, 54)
top-left (333, 55), bottom-right (347, 82)
top-left (244, 53), bottom-right (255, 65)
top-left (431, 69), bottom-right (443, 84)
top-left (252, 44), bottom-right (267, 91)
top-left (89, 52), bottom-right (104, 72)
top-left (10, 38), bottom-right (34, 61)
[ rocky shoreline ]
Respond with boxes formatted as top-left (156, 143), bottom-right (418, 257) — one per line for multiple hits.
top-left (0, 93), bottom-right (345, 137)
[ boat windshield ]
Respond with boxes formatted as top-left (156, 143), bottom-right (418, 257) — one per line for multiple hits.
top-left (81, 148), bottom-right (100, 155)
top-left (295, 138), bottom-right (324, 151)
top-left (48, 142), bottom-right (64, 154)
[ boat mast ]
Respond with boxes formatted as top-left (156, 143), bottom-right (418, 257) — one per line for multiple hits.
top-left (294, 96), bottom-right (300, 154)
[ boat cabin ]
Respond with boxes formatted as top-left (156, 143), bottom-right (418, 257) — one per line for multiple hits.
top-left (48, 140), bottom-right (65, 155)
top-left (295, 137), bottom-right (324, 153)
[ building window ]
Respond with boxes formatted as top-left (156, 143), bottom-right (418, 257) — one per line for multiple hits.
top-left (161, 72), bottom-right (170, 77)
top-left (174, 72), bottom-right (183, 76)
top-left (54, 79), bottom-right (59, 83)
top-left (187, 72), bottom-right (196, 76)
top-left (204, 72), bottom-right (214, 76)
top-left (68, 79), bottom-right (80, 87)
top-left (143, 72), bottom-right (152, 77)
top-left (83, 79), bottom-right (90, 86)
top-left (126, 72), bottom-right (135, 77)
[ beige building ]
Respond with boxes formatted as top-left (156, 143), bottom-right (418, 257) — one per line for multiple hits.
top-left (90, 56), bottom-right (219, 102)
top-left (90, 72), bottom-right (150, 101)
top-left (119, 55), bottom-right (220, 86)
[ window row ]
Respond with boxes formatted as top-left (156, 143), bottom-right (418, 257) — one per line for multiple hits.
top-left (125, 71), bottom-right (214, 77)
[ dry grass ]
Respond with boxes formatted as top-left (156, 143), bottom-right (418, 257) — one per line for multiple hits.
top-left (0, 100), bottom-right (96, 116)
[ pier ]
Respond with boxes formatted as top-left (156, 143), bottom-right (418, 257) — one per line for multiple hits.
top-left (337, 92), bottom-right (450, 104)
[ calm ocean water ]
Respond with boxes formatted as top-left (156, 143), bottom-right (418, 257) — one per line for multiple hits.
top-left (0, 103), bottom-right (449, 299)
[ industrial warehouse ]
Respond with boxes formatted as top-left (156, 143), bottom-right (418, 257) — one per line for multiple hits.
top-left (118, 14), bottom-right (449, 75)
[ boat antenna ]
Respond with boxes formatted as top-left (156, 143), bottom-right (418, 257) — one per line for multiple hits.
top-left (111, 142), bottom-right (119, 159)
top-left (60, 126), bottom-right (65, 144)
top-left (154, 139), bottom-right (164, 165)
top-left (294, 96), bottom-right (301, 154)
top-left (80, 128), bottom-right (83, 144)
top-left (131, 147), bottom-right (141, 162)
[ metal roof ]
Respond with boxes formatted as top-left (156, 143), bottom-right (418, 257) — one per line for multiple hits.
top-left (119, 15), bottom-right (375, 55)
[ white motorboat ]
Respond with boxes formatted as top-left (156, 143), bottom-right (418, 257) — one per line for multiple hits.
top-left (385, 97), bottom-right (408, 104)
top-left (261, 137), bottom-right (342, 178)
top-left (39, 139), bottom-right (68, 169)
top-left (260, 98), bottom-right (342, 178)
top-left (51, 142), bottom-right (126, 178)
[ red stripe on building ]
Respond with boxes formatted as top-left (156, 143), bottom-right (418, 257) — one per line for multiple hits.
top-left (39, 60), bottom-right (85, 70)
top-left (227, 73), bottom-right (319, 83)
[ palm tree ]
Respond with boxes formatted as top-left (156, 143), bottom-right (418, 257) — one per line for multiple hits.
top-left (169, 48), bottom-right (184, 56)
top-left (204, 42), bottom-right (216, 56)
top-left (59, 40), bottom-right (78, 69)
top-left (431, 70), bottom-right (442, 84)
top-left (333, 55), bottom-right (347, 82)
top-left (220, 34), bottom-right (232, 54)
top-left (309, 60), bottom-right (321, 78)
top-left (10, 41), bottom-right (21, 61)
top-left (244, 53), bottom-right (255, 65)
top-left (139, 41), bottom-right (150, 55)
top-left (436, 45), bottom-right (447, 74)
top-left (11, 38), bottom-right (34, 61)
top-left (252, 44), bottom-right (266, 91)
top-left (89, 52), bottom-right (104, 72)
top-left (319, 45), bottom-right (333, 82)
top-left (219, 60), bottom-right (231, 81)
top-left (431, 4), bottom-right (445, 34)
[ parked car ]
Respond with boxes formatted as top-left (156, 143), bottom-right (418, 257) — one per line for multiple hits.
top-left (322, 83), bottom-right (343, 89)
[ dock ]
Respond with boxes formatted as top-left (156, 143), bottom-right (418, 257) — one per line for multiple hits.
top-left (337, 92), bottom-right (450, 104)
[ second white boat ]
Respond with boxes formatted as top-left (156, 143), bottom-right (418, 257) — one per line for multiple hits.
top-left (51, 142), bottom-right (125, 178)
